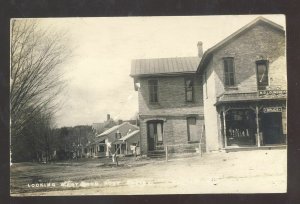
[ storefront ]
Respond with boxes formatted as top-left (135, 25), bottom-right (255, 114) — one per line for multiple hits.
top-left (217, 91), bottom-right (287, 148)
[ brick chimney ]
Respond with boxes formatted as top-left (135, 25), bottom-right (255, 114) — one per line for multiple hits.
top-left (107, 114), bottom-right (110, 121)
top-left (197, 41), bottom-right (203, 58)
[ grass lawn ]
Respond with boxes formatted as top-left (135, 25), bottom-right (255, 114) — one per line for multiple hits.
top-left (10, 149), bottom-right (287, 196)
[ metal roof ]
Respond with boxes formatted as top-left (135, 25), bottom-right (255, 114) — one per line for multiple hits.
top-left (113, 130), bottom-right (140, 144)
top-left (97, 123), bottom-right (125, 137)
top-left (130, 56), bottom-right (201, 77)
top-left (119, 129), bottom-right (140, 141)
top-left (96, 122), bottom-right (139, 137)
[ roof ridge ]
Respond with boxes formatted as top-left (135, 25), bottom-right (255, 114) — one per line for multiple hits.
top-left (132, 56), bottom-right (199, 61)
top-left (130, 56), bottom-right (201, 77)
top-left (197, 16), bottom-right (285, 73)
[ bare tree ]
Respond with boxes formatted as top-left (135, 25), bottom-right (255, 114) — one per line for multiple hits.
top-left (10, 19), bottom-right (71, 161)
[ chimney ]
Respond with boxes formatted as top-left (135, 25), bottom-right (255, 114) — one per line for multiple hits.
top-left (107, 114), bottom-right (110, 121)
top-left (197, 41), bottom-right (203, 58)
top-left (118, 119), bottom-right (123, 125)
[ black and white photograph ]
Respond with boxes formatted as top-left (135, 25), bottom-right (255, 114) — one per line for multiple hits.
top-left (10, 15), bottom-right (287, 196)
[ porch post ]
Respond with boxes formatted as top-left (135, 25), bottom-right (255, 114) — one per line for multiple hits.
top-left (256, 105), bottom-right (261, 147)
top-left (222, 107), bottom-right (227, 148)
top-left (125, 141), bottom-right (128, 155)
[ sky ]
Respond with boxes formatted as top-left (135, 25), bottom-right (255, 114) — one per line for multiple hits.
top-left (34, 15), bottom-right (285, 127)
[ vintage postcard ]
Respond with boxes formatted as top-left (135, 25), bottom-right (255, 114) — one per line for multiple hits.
top-left (10, 15), bottom-right (287, 196)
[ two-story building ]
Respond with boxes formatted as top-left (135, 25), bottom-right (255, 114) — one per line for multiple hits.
top-left (130, 54), bottom-right (205, 155)
top-left (198, 17), bottom-right (287, 151)
top-left (131, 16), bottom-right (286, 155)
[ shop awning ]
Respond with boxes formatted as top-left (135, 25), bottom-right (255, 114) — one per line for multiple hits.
top-left (216, 91), bottom-right (287, 106)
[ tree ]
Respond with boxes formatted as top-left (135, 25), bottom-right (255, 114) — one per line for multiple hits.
top-left (10, 19), bottom-right (71, 162)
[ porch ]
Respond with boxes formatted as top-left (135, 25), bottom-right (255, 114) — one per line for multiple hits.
top-left (216, 91), bottom-right (287, 149)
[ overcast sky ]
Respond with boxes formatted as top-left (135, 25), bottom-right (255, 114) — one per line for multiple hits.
top-left (36, 15), bottom-right (285, 127)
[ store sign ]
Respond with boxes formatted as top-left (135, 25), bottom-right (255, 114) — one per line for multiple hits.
top-left (263, 107), bottom-right (282, 113)
top-left (258, 90), bottom-right (287, 98)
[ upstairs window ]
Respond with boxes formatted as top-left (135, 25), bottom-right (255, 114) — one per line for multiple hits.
top-left (185, 78), bottom-right (194, 102)
top-left (256, 60), bottom-right (269, 90)
top-left (115, 130), bottom-right (121, 139)
top-left (223, 58), bottom-right (235, 86)
top-left (148, 79), bottom-right (158, 103)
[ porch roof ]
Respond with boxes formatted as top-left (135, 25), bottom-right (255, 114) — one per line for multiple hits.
top-left (216, 91), bottom-right (287, 106)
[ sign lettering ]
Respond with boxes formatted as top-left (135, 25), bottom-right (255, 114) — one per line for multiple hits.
top-left (259, 90), bottom-right (287, 98)
top-left (263, 107), bottom-right (282, 113)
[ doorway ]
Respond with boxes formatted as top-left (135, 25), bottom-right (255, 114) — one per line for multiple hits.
top-left (147, 120), bottom-right (163, 151)
top-left (261, 112), bottom-right (284, 145)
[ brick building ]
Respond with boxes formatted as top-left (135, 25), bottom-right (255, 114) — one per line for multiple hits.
top-left (130, 16), bottom-right (286, 155)
top-left (130, 56), bottom-right (205, 155)
top-left (198, 17), bottom-right (286, 151)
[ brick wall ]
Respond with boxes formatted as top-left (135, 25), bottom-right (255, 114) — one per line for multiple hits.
top-left (213, 23), bottom-right (286, 96)
top-left (137, 74), bottom-right (204, 155)
top-left (138, 75), bottom-right (203, 116)
top-left (139, 116), bottom-right (205, 154)
top-left (203, 22), bottom-right (286, 151)
top-left (203, 60), bottom-right (220, 151)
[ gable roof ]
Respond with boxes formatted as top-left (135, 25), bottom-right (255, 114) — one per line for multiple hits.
top-left (119, 129), bottom-right (140, 141)
top-left (130, 56), bottom-right (201, 77)
top-left (96, 122), bottom-right (138, 137)
top-left (197, 16), bottom-right (285, 74)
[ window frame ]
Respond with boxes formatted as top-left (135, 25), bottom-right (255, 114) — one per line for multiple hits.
top-left (223, 57), bottom-right (236, 87)
top-left (115, 131), bottom-right (121, 139)
top-left (148, 79), bottom-right (159, 103)
top-left (185, 77), bottom-right (194, 102)
top-left (99, 144), bottom-right (105, 152)
top-left (256, 60), bottom-right (269, 90)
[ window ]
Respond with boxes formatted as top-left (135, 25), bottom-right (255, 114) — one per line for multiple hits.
top-left (187, 117), bottom-right (198, 142)
top-left (223, 58), bottom-right (235, 86)
top-left (99, 145), bottom-right (105, 152)
top-left (148, 80), bottom-right (158, 103)
top-left (98, 140), bottom-right (105, 152)
top-left (256, 60), bottom-right (269, 90)
top-left (185, 78), bottom-right (194, 102)
top-left (115, 130), bottom-right (121, 139)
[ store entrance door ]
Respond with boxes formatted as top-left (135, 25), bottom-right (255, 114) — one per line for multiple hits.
top-left (261, 112), bottom-right (284, 145)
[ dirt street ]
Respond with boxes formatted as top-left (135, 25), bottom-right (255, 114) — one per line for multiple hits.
top-left (10, 149), bottom-right (286, 196)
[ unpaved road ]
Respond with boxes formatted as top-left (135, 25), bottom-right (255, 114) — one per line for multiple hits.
top-left (10, 149), bottom-right (286, 196)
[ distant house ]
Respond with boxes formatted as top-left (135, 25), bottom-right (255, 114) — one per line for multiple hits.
top-left (112, 129), bottom-right (141, 155)
top-left (130, 54), bottom-right (205, 156)
top-left (92, 114), bottom-right (117, 134)
top-left (87, 122), bottom-right (140, 157)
